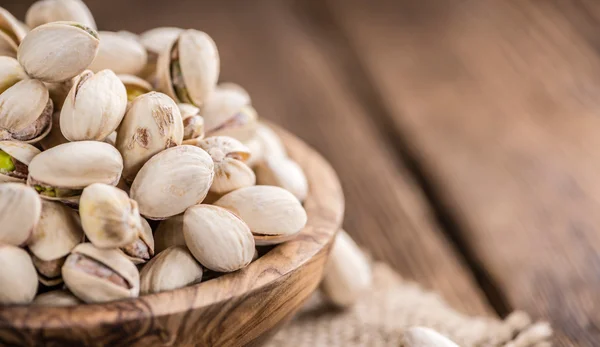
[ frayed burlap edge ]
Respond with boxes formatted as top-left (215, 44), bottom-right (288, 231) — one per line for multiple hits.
top-left (267, 263), bottom-right (552, 347)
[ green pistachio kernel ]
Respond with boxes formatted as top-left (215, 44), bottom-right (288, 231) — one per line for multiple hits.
top-left (127, 88), bottom-right (145, 102)
top-left (0, 150), bottom-right (15, 173)
top-left (34, 185), bottom-right (57, 198)
top-left (170, 60), bottom-right (194, 105)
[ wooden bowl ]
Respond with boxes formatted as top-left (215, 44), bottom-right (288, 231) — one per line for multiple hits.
top-left (0, 124), bottom-right (344, 347)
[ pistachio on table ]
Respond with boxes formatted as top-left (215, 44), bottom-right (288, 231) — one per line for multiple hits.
top-left (88, 31), bottom-right (148, 76)
top-left (0, 244), bottom-right (38, 304)
top-left (25, 0), bottom-right (96, 30)
top-left (0, 141), bottom-right (40, 183)
top-left (140, 245), bottom-right (203, 294)
top-left (0, 183), bottom-right (42, 246)
top-left (32, 289), bottom-right (81, 307)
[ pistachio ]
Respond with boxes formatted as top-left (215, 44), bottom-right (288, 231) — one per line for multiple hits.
top-left (18, 21), bottom-right (99, 83)
top-left (25, 0), bottom-right (96, 30)
top-left (121, 217), bottom-right (155, 265)
top-left (32, 289), bottom-right (81, 307)
top-left (245, 122), bottom-right (287, 167)
top-left (62, 243), bottom-right (140, 303)
top-left (216, 82), bottom-right (251, 105)
top-left (184, 205), bottom-right (255, 272)
top-left (31, 253), bottom-right (65, 286)
top-left (115, 91), bottom-right (184, 182)
top-left (215, 185), bottom-right (307, 245)
top-left (154, 214), bottom-right (185, 254)
top-left (139, 27), bottom-right (182, 79)
top-left (130, 145), bottom-right (214, 220)
top-left (79, 183), bottom-right (142, 249)
top-left (321, 231), bottom-right (372, 308)
top-left (0, 141), bottom-right (41, 183)
top-left (203, 90), bottom-right (258, 142)
top-left (178, 103), bottom-right (204, 141)
top-left (0, 7), bottom-right (27, 58)
top-left (0, 244), bottom-right (38, 304)
top-left (0, 183), bottom-right (42, 246)
top-left (0, 79), bottom-right (53, 143)
top-left (140, 246), bottom-right (202, 294)
top-left (256, 157), bottom-right (308, 202)
top-left (157, 29), bottom-right (219, 107)
top-left (191, 136), bottom-right (255, 194)
top-left (88, 31), bottom-right (148, 76)
top-left (38, 111), bottom-right (68, 150)
top-left (104, 131), bottom-right (117, 147)
top-left (27, 141), bottom-right (123, 205)
top-left (60, 69), bottom-right (128, 141)
top-left (403, 327), bottom-right (459, 347)
top-left (118, 74), bottom-right (153, 102)
top-left (0, 56), bottom-right (27, 94)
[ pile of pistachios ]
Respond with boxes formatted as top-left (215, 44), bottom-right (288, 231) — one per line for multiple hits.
top-left (0, 0), bottom-right (309, 306)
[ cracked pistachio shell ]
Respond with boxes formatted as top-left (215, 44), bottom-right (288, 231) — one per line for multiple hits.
top-left (39, 111), bottom-right (68, 150)
top-left (256, 157), bottom-right (308, 202)
top-left (33, 289), bottom-right (81, 307)
top-left (131, 145), bottom-right (214, 220)
top-left (215, 186), bottom-right (307, 244)
top-left (0, 141), bottom-right (41, 183)
top-left (0, 183), bottom-right (42, 246)
top-left (0, 56), bottom-right (26, 94)
top-left (0, 8), bottom-right (27, 58)
top-left (0, 244), bottom-right (38, 304)
top-left (321, 231), bottom-right (372, 308)
top-left (192, 136), bottom-right (255, 194)
top-left (179, 103), bottom-right (204, 141)
top-left (118, 74), bottom-right (153, 102)
top-left (154, 214), bottom-right (185, 254)
top-left (60, 69), bottom-right (128, 141)
top-left (27, 141), bottom-right (123, 204)
top-left (116, 92), bottom-right (183, 182)
top-left (121, 217), bottom-right (155, 265)
top-left (140, 245), bottom-right (202, 294)
top-left (184, 205), bottom-right (255, 272)
top-left (25, 0), bottom-right (96, 30)
top-left (18, 21), bottom-right (99, 83)
top-left (88, 31), bottom-right (147, 76)
top-left (79, 183), bottom-right (141, 249)
top-left (62, 243), bottom-right (140, 303)
top-left (403, 327), bottom-right (459, 347)
top-left (29, 200), bottom-right (83, 262)
top-left (0, 79), bottom-right (53, 143)
top-left (157, 29), bottom-right (219, 107)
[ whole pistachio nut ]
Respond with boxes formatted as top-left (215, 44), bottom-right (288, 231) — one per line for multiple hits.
top-left (61, 69), bottom-right (128, 141)
top-left (62, 242), bottom-right (140, 303)
top-left (403, 327), bottom-right (460, 347)
top-left (191, 136), bottom-right (255, 194)
top-left (140, 245), bottom-right (202, 294)
top-left (256, 157), bottom-right (308, 202)
top-left (0, 183), bottom-right (42, 246)
top-left (215, 185), bottom-right (307, 245)
top-left (79, 183), bottom-right (142, 249)
top-left (118, 74), bottom-right (153, 102)
top-left (139, 27), bottom-right (182, 79)
top-left (178, 103), bottom-right (205, 141)
top-left (0, 79), bottom-right (53, 143)
top-left (116, 91), bottom-right (184, 182)
top-left (27, 141), bottom-right (123, 205)
top-left (131, 145), bottom-right (214, 220)
top-left (0, 141), bottom-right (41, 183)
top-left (154, 214), bottom-right (185, 254)
top-left (25, 0), bottom-right (96, 30)
top-left (18, 21), bottom-right (99, 83)
top-left (88, 31), bottom-right (147, 76)
top-left (0, 56), bottom-right (27, 94)
top-left (0, 244), bottom-right (38, 304)
top-left (31, 253), bottom-right (65, 286)
top-left (216, 82), bottom-right (251, 105)
top-left (33, 289), bottom-right (81, 307)
top-left (0, 7), bottom-right (27, 58)
top-left (245, 123), bottom-right (287, 167)
top-left (121, 216), bottom-right (155, 264)
top-left (202, 85), bottom-right (256, 142)
top-left (39, 111), bottom-right (68, 150)
top-left (157, 29), bottom-right (219, 107)
top-left (184, 205), bottom-right (255, 272)
top-left (321, 231), bottom-right (372, 308)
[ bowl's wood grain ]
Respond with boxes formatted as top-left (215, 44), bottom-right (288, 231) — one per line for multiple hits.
top-left (0, 124), bottom-right (344, 347)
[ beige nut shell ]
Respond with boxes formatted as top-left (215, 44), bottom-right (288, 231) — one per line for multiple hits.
top-left (0, 244), bottom-right (38, 304)
top-left (25, 0), bottom-right (97, 30)
top-left (0, 141), bottom-right (41, 183)
top-left (88, 31), bottom-right (147, 76)
top-left (256, 157), bottom-right (308, 202)
top-left (0, 56), bottom-right (27, 94)
top-left (29, 200), bottom-right (83, 261)
top-left (140, 245), bottom-right (203, 295)
top-left (0, 183), bottom-right (42, 246)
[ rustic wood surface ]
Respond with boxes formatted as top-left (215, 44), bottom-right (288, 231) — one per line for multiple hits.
top-left (4, 0), bottom-right (599, 345)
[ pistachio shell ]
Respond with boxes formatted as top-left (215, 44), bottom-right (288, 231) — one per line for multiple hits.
top-left (0, 30), bottom-right (17, 58)
top-left (0, 7), bottom-right (27, 44)
top-left (256, 122), bottom-right (287, 158)
top-left (216, 82), bottom-right (251, 105)
top-left (79, 183), bottom-right (141, 249)
top-left (154, 214), bottom-right (185, 254)
top-left (18, 21), bottom-right (99, 83)
top-left (0, 183), bottom-right (41, 246)
top-left (321, 231), bottom-right (372, 307)
top-left (32, 289), bottom-right (81, 307)
top-left (116, 92), bottom-right (184, 182)
top-left (215, 185), bottom-right (307, 240)
top-left (140, 27), bottom-right (183, 57)
top-left (62, 242), bottom-right (139, 303)
top-left (122, 216), bottom-right (155, 264)
top-left (88, 31), bottom-right (147, 76)
top-left (140, 245), bottom-right (202, 294)
top-left (256, 157), bottom-right (308, 202)
top-left (60, 69), bottom-right (128, 141)
top-left (0, 244), bottom-right (38, 304)
top-left (118, 74), bottom-right (153, 102)
top-left (184, 205), bottom-right (255, 272)
top-left (403, 327), bottom-right (460, 347)
top-left (0, 79), bottom-right (53, 143)
top-left (0, 56), bottom-right (26, 93)
top-left (29, 200), bottom-right (83, 261)
top-left (178, 103), bottom-right (204, 141)
top-left (0, 141), bottom-right (41, 183)
top-left (204, 103), bottom-right (258, 142)
top-left (131, 145), bottom-right (214, 220)
top-left (31, 253), bottom-right (65, 286)
top-left (25, 0), bottom-right (96, 30)
top-left (39, 111), bottom-right (68, 150)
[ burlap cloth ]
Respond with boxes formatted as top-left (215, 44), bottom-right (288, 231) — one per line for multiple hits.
top-left (267, 263), bottom-right (552, 347)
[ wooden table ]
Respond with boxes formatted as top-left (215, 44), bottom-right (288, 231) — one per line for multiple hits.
top-left (6, 1), bottom-right (600, 345)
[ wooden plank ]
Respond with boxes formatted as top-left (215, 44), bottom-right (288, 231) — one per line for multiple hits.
top-left (1, 0), bottom-right (493, 315)
top-left (326, 0), bottom-right (600, 345)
